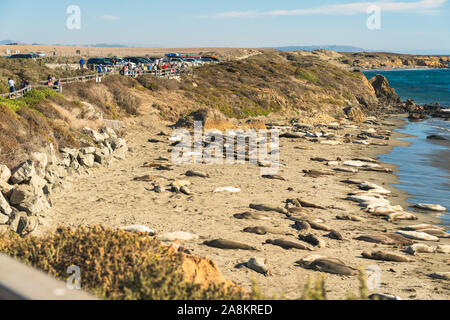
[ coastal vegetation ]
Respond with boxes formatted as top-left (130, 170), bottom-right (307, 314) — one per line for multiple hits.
top-left (0, 226), bottom-right (371, 300)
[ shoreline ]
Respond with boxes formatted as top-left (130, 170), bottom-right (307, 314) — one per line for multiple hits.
top-left (360, 67), bottom-right (449, 72)
top-left (37, 111), bottom-right (450, 300)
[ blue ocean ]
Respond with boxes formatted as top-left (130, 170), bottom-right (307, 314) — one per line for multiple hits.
top-left (363, 69), bottom-right (450, 231)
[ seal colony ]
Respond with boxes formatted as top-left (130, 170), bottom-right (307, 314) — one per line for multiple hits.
top-left (39, 113), bottom-right (450, 300)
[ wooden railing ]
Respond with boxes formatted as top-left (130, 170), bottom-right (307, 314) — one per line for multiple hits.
top-left (0, 65), bottom-right (193, 99)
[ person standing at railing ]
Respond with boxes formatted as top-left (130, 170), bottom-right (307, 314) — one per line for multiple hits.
top-left (79, 57), bottom-right (85, 69)
top-left (97, 65), bottom-right (102, 74)
top-left (8, 78), bottom-right (15, 93)
top-left (20, 79), bottom-right (30, 90)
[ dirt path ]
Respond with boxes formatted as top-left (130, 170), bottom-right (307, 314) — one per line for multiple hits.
top-left (40, 114), bottom-right (450, 300)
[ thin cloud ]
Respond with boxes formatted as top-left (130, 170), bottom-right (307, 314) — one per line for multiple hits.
top-left (99, 15), bottom-right (119, 20)
top-left (212, 0), bottom-right (446, 18)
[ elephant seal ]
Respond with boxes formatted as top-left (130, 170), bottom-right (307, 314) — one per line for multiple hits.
top-left (246, 257), bottom-right (271, 276)
top-left (296, 199), bottom-right (326, 210)
top-left (336, 215), bottom-right (364, 222)
top-left (417, 229), bottom-right (450, 238)
top-left (243, 226), bottom-right (293, 236)
top-left (362, 251), bottom-right (413, 262)
top-left (298, 233), bottom-right (326, 248)
top-left (293, 220), bottom-right (311, 233)
top-left (355, 234), bottom-right (414, 246)
top-left (262, 174), bottom-right (286, 181)
top-left (120, 225), bottom-right (155, 235)
top-left (428, 272), bottom-right (450, 281)
top-left (402, 224), bottom-right (446, 232)
top-left (414, 203), bottom-right (446, 212)
top-left (405, 243), bottom-right (435, 255)
top-left (265, 239), bottom-right (313, 251)
top-left (297, 254), bottom-right (357, 276)
top-left (395, 230), bottom-right (440, 242)
top-left (328, 229), bottom-right (345, 241)
top-left (185, 170), bottom-right (209, 178)
top-left (203, 239), bottom-right (259, 251)
top-left (249, 204), bottom-right (288, 215)
top-left (234, 212), bottom-right (271, 221)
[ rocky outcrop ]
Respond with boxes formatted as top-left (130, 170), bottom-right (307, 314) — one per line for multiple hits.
top-left (0, 127), bottom-right (128, 236)
top-left (369, 75), bottom-right (401, 106)
top-left (344, 106), bottom-right (366, 123)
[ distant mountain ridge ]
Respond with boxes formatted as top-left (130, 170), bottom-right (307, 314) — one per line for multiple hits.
top-left (271, 45), bottom-right (368, 52)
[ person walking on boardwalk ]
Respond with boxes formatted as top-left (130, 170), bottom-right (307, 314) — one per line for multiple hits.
top-left (8, 78), bottom-right (15, 93)
top-left (79, 57), bottom-right (85, 69)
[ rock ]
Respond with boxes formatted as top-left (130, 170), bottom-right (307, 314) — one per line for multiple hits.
top-left (80, 147), bottom-right (96, 154)
top-left (0, 192), bottom-right (12, 216)
top-left (344, 106), bottom-right (366, 123)
top-left (120, 225), bottom-right (155, 235)
top-left (78, 153), bottom-right (95, 168)
top-left (245, 257), bottom-right (271, 276)
top-left (60, 147), bottom-right (79, 159)
top-left (0, 180), bottom-right (13, 197)
top-left (158, 231), bottom-right (199, 242)
top-left (113, 146), bottom-right (127, 160)
top-left (369, 75), bottom-right (401, 105)
top-left (0, 165), bottom-right (11, 182)
top-left (30, 152), bottom-right (48, 176)
top-left (427, 135), bottom-right (447, 141)
top-left (9, 185), bottom-right (50, 216)
top-left (10, 161), bottom-right (36, 184)
top-left (8, 211), bottom-right (28, 235)
top-left (94, 148), bottom-right (112, 166)
top-left (414, 203), bottom-right (446, 212)
top-left (0, 213), bottom-right (9, 224)
top-left (82, 127), bottom-right (108, 143)
top-left (174, 108), bottom-right (228, 128)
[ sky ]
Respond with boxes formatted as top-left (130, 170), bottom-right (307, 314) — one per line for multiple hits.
top-left (0, 0), bottom-right (449, 53)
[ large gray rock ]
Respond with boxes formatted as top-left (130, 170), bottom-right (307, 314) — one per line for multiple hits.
top-left (60, 148), bottom-right (79, 160)
top-left (78, 153), bottom-right (95, 168)
top-left (0, 212), bottom-right (9, 224)
top-left (110, 138), bottom-right (127, 151)
top-left (10, 161), bottom-right (36, 184)
top-left (80, 147), bottom-right (96, 155)
top-left (30, 152), bottom-right (48, 177)
top-left (0, 180), bottom-right (13, 197)
top-left (0, 192), bottom-right (12, 216)
top-left (82, 127), bottom-right (108, 143)
top-left (9, 185), bottom-right (50, 216)
top-left (0, 165), bottom-right (11, 182)
top-left (100, 127), bottom-right (118, 139)
top-left (8, 211), bottom-right (29, 235)
top-left (113, 146), bottom-right (127, 160)
top-left (94, 148), bottom-right (112, 166)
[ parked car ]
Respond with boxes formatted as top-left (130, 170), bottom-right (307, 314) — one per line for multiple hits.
top-left (9, 53), bottom-right (36, 59)
top-left (86, 58), bottom-right (114, 66)
top-left (35, 51), bottom-right (46, 57)
top-left (123, 57), bottom-right (151, 65)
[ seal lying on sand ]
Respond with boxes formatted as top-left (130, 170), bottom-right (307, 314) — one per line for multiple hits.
top-left (405, 244), bottom-right (435, 255)
top-left (293, 220), bottom-right (311, 233)
top-left (328, 229), bottom-right (345, 241)
top-left (355, 234), bottom-right (414, 246)
top-left (245, 257), bottom-right (271, 276)
top-left (395, 230), bottom-right (440, 242)
top-left (362, 251), bottom-right (413, 262)
top-left (234, 212), bottom-right (271, 220)
top-left (203, 239), bottom-right (259, 251)
top-left (290, 218), bottom-right (331, 232)
top-left (298, 233), bottom-right (326, 248)
top-left (414, 203), bottom-right (446, 212)
top-left (265, 239), bottom-right (313, 251)
top-left (243, 226), bottom-right (293, 236)
top-left (185, 170), bottom-right (209, 178)
top-left (249, 204), bottom-right (288, 214)
top-left (261, 174), bottom-right (286, 181)
top-left (336, 215), bottom-right (364, 222)
top-left (297, 254), bottom-right (357, 276)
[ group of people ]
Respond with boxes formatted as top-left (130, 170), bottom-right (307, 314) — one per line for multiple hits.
top-left (47, 75), bottom-right (61, 89)
top-left (7, 78), bottom-right (31, 93)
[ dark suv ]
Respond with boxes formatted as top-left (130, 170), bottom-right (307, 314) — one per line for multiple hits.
top-left (9, 53), bottom-right (36, 59)
top-left (86, 58), bottom-right (114, 66)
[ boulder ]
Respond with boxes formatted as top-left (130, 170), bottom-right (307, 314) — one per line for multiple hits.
top-left (94, 148), bottom-right (112, 166)
top-left (10, 161), bottom-right (36, 184)
top-left (369, 75), bottom-right (401, 105)
top-left (0, 180), bottom-right (13, 197)
top-left (82, 127), bottom-right (108, 143)
top-left (78, 153), bottom-right (95, 168)
top-left (80, 147), bottom-right (96, 154)
top-left (0, 165), bottom-right (11, 182)
top-left (0, 192), bottom-right (12, 216)
top-left (30, 152), bottom-right (48, 176)
top-left (9, 184), bottom-right (50, 216)
top-left (174, 108), bottom-right (228, 128)
top-left (344, 106), bottom-right (366, 123)
top-left (8, 211), bottom-right (29, 235)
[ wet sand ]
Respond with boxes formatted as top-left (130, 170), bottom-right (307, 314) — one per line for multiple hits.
top-left (38, 113), bottom-right (450, 300)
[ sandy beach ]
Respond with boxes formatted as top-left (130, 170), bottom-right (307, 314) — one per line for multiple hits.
top-left (37, 110), bottom-right (450, 300)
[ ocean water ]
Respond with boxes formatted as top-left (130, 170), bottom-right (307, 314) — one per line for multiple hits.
top-left (363, 69), bottom-right (450, 231)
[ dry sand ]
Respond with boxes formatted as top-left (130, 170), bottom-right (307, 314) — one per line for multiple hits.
top-left (38, 112), bottom-right (450, 300)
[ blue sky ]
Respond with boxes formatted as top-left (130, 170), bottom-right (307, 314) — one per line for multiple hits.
top-left (0, 0), bottom-right (449, 53)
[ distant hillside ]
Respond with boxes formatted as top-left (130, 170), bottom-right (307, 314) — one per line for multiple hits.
top-left (272, 45), bottom-right (367, 53)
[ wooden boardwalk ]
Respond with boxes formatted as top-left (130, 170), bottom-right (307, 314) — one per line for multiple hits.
top-left (0, 66), bottom-right (193, 99)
